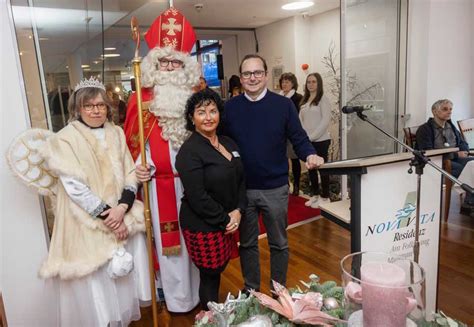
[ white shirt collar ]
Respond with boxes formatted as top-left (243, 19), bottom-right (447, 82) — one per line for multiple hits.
top-left (244, 88), bottom-right (267, 102)
top-left (279, 89), bottom-right (295, 98)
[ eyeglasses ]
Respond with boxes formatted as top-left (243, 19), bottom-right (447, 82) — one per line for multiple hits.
top-left (158, 59), bottom-right (184, 68)
top-left (82, 103), bottom-right (107, 112)
top-left (240, 70), bottom-right (266, 79)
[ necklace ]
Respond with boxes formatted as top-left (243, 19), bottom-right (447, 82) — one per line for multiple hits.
top-left (211, 136), bottom-right (220, 151)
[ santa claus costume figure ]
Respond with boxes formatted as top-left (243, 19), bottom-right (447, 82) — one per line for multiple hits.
top-left (124, 7), bottom-right (200, 312)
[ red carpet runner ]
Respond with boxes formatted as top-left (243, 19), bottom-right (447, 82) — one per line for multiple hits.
top-left (258, 194), bottom-right (321, 234)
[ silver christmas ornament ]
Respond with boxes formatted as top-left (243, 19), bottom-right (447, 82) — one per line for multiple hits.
top-left (323, 297), bottom-right (339, 310)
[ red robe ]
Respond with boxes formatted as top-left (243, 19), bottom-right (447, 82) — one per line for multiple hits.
top-left (124, 88), bottom-right (181, 256)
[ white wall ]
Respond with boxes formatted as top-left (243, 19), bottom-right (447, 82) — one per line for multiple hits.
top-left (221, 35), bottom-right (239, 83)
top-left (426, 0), bottom-right (472, 123)
top-left (293, 15), bottom-right (311, 93)
top-left (472, 2), bottom-right (474, 108)
top-left (222, 11), bottom-right (341, 95)
top-left (220, 31), bottom-right (255, 93)
top-left (472, 2), bottom-right (474, 107)
top-left (309, 9), bottom-right (340, 77)
top-left (0, 1), bottom-right (58, 325)
top-left (407, 0), bottom-right (473, 125)
top-left (256, 17), bottom-right (296, 91)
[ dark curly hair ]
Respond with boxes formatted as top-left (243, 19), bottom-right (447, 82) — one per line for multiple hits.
top-left (279, 72), bottom-right (298, 90)
top-left (185, 89), bottom-right (225, 131)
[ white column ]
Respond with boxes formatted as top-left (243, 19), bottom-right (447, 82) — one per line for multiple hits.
top-left (67, 52), bottom-right (83, 87)
top-left (1, 1), bottom-right (59, 325)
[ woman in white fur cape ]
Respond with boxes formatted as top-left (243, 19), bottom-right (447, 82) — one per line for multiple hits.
top-left (39, 78), bottom-right (151, 326)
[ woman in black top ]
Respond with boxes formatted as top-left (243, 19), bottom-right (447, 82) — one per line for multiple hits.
top-left (176, 89), bottom-right (247, 309)
top-left (279, 72), bottom-right (303, 195)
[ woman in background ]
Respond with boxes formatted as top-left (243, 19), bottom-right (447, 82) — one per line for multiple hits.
top-left (299, 73), bottom-right (332, 208)
top-left (228, 75), bottom-right (243, 98)
top-left (279, 72), bottom-right (303, 195)
top-left (176, 89), bottom-right (247, 309)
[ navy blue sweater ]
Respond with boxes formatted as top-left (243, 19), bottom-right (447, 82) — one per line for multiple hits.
top-left (223, 91), bottom-right (316, 189)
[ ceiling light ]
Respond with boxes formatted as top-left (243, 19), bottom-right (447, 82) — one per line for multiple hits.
top-left (81, 64), bottom-right (90, 68)
top-left (282, 1), bottom-right (314, 10)
top-left (114, 86), bottom-right (121, 92)
top-left (101, 54), bottom-right (120, 58)
top-left (104, 47), bottom-right (116, 51)
top-left (93, 61), bottom-right (99, 64)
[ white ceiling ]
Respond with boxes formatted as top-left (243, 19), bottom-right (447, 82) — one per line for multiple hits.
top-left (11, 0), bottom-right (340, 74)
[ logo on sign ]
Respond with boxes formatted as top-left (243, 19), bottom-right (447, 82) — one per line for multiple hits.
top-left (365, 191), bottom-right (436, 238)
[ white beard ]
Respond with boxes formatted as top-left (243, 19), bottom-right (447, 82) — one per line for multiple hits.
top-left (149, 71), bottom-right (192, 149)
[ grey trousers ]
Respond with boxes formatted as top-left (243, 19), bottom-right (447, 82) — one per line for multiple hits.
top-left (239, 185), bottom-right (289, 290)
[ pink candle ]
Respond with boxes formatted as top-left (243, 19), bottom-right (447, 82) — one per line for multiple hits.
top-left (361, 262), bottom-right (409, 327)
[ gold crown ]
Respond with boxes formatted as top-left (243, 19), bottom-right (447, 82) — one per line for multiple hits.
top-left (74, 77), bottom-right (106, 92)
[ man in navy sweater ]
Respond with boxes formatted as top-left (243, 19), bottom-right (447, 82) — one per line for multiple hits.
top-left (224, 54), bottom-right (324, 292)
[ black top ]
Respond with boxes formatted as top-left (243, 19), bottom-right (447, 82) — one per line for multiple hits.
top-left (176, 132), bottom-right (247, 232)
top-left (416, 118), bottom-right (469, 159)
top-left (290, 92), bottom-right (303, 113)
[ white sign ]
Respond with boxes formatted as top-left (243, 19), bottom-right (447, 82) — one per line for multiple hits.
top-left (360, 157), bottom-right (442, 318)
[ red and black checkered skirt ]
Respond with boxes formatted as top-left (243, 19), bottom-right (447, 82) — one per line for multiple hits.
top-left (182, 229), bottom-right (233, 271)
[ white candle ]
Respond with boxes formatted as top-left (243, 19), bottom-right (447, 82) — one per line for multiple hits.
top-left (361, 262), bottom-right (410, 326)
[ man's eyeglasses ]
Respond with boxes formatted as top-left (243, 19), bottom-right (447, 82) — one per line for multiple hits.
top-left (158, 59), bottom-right (184, 68)
top-left (240, 70), bottom-right (266, 79)
top-left (82, 103), bottom-right (107, 112)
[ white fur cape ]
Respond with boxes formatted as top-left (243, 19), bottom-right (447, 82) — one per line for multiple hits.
top-left (38, 121), bottom-right (145, 280)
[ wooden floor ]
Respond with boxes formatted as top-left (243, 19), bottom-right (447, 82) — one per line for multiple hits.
top-left (132, 194), bottom-right (474, 326)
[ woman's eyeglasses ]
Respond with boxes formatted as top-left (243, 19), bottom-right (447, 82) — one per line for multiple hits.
top-left (158, 59), bottom-right (184, 68)
top-left (240, 70), bottom-right (266, 79)
top-left (82, 103), bottom-right (107, 112)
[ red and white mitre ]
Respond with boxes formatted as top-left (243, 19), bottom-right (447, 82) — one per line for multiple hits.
top-left (144, 7), bottom-right (196, 53)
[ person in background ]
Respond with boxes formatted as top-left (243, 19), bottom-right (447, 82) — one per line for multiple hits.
top-left (224, 54), bottom-right (324, 293)
top-left (279, 72), bottom-right (303, 196)
top-left (199, 76), bottom-right (209, 91)
top-left (228, 75), bottom-right (242, 98)
top-left (176, 89), bottom-right (246, 309)
top-left (112, 92), bottom-right (127, 126)
top-left (416, 99), bottom-right (474, 214)
top-left (416, 99), bottom-right (472, 177)
top-left (299, 73), bottom-right (332, 208)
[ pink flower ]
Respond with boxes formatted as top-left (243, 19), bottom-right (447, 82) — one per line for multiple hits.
top-left (251, 280), bottom-right (344, 326)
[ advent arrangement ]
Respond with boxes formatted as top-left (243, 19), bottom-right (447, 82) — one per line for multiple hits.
top-left (194, 252), bottom-right (467, 327)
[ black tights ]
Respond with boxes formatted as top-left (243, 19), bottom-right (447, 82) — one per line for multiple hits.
top-left (291, 158), bottom-right (301, 188)
top-left (199, 269), bottom-right (221, 310)
top-left (309, 140), bottom-right (330, 198)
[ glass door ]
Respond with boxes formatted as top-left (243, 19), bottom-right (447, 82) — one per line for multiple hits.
top-left (341, 0), bottom-right (408, 159)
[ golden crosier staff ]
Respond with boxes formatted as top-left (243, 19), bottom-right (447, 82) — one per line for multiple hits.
top-left (130, 16), bottom-right (159, 327)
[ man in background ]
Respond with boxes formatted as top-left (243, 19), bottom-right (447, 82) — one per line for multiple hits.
top-left (416, 98), bottom-right (474, 214)
top-left (416, 99), bottom-right (472, 177)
